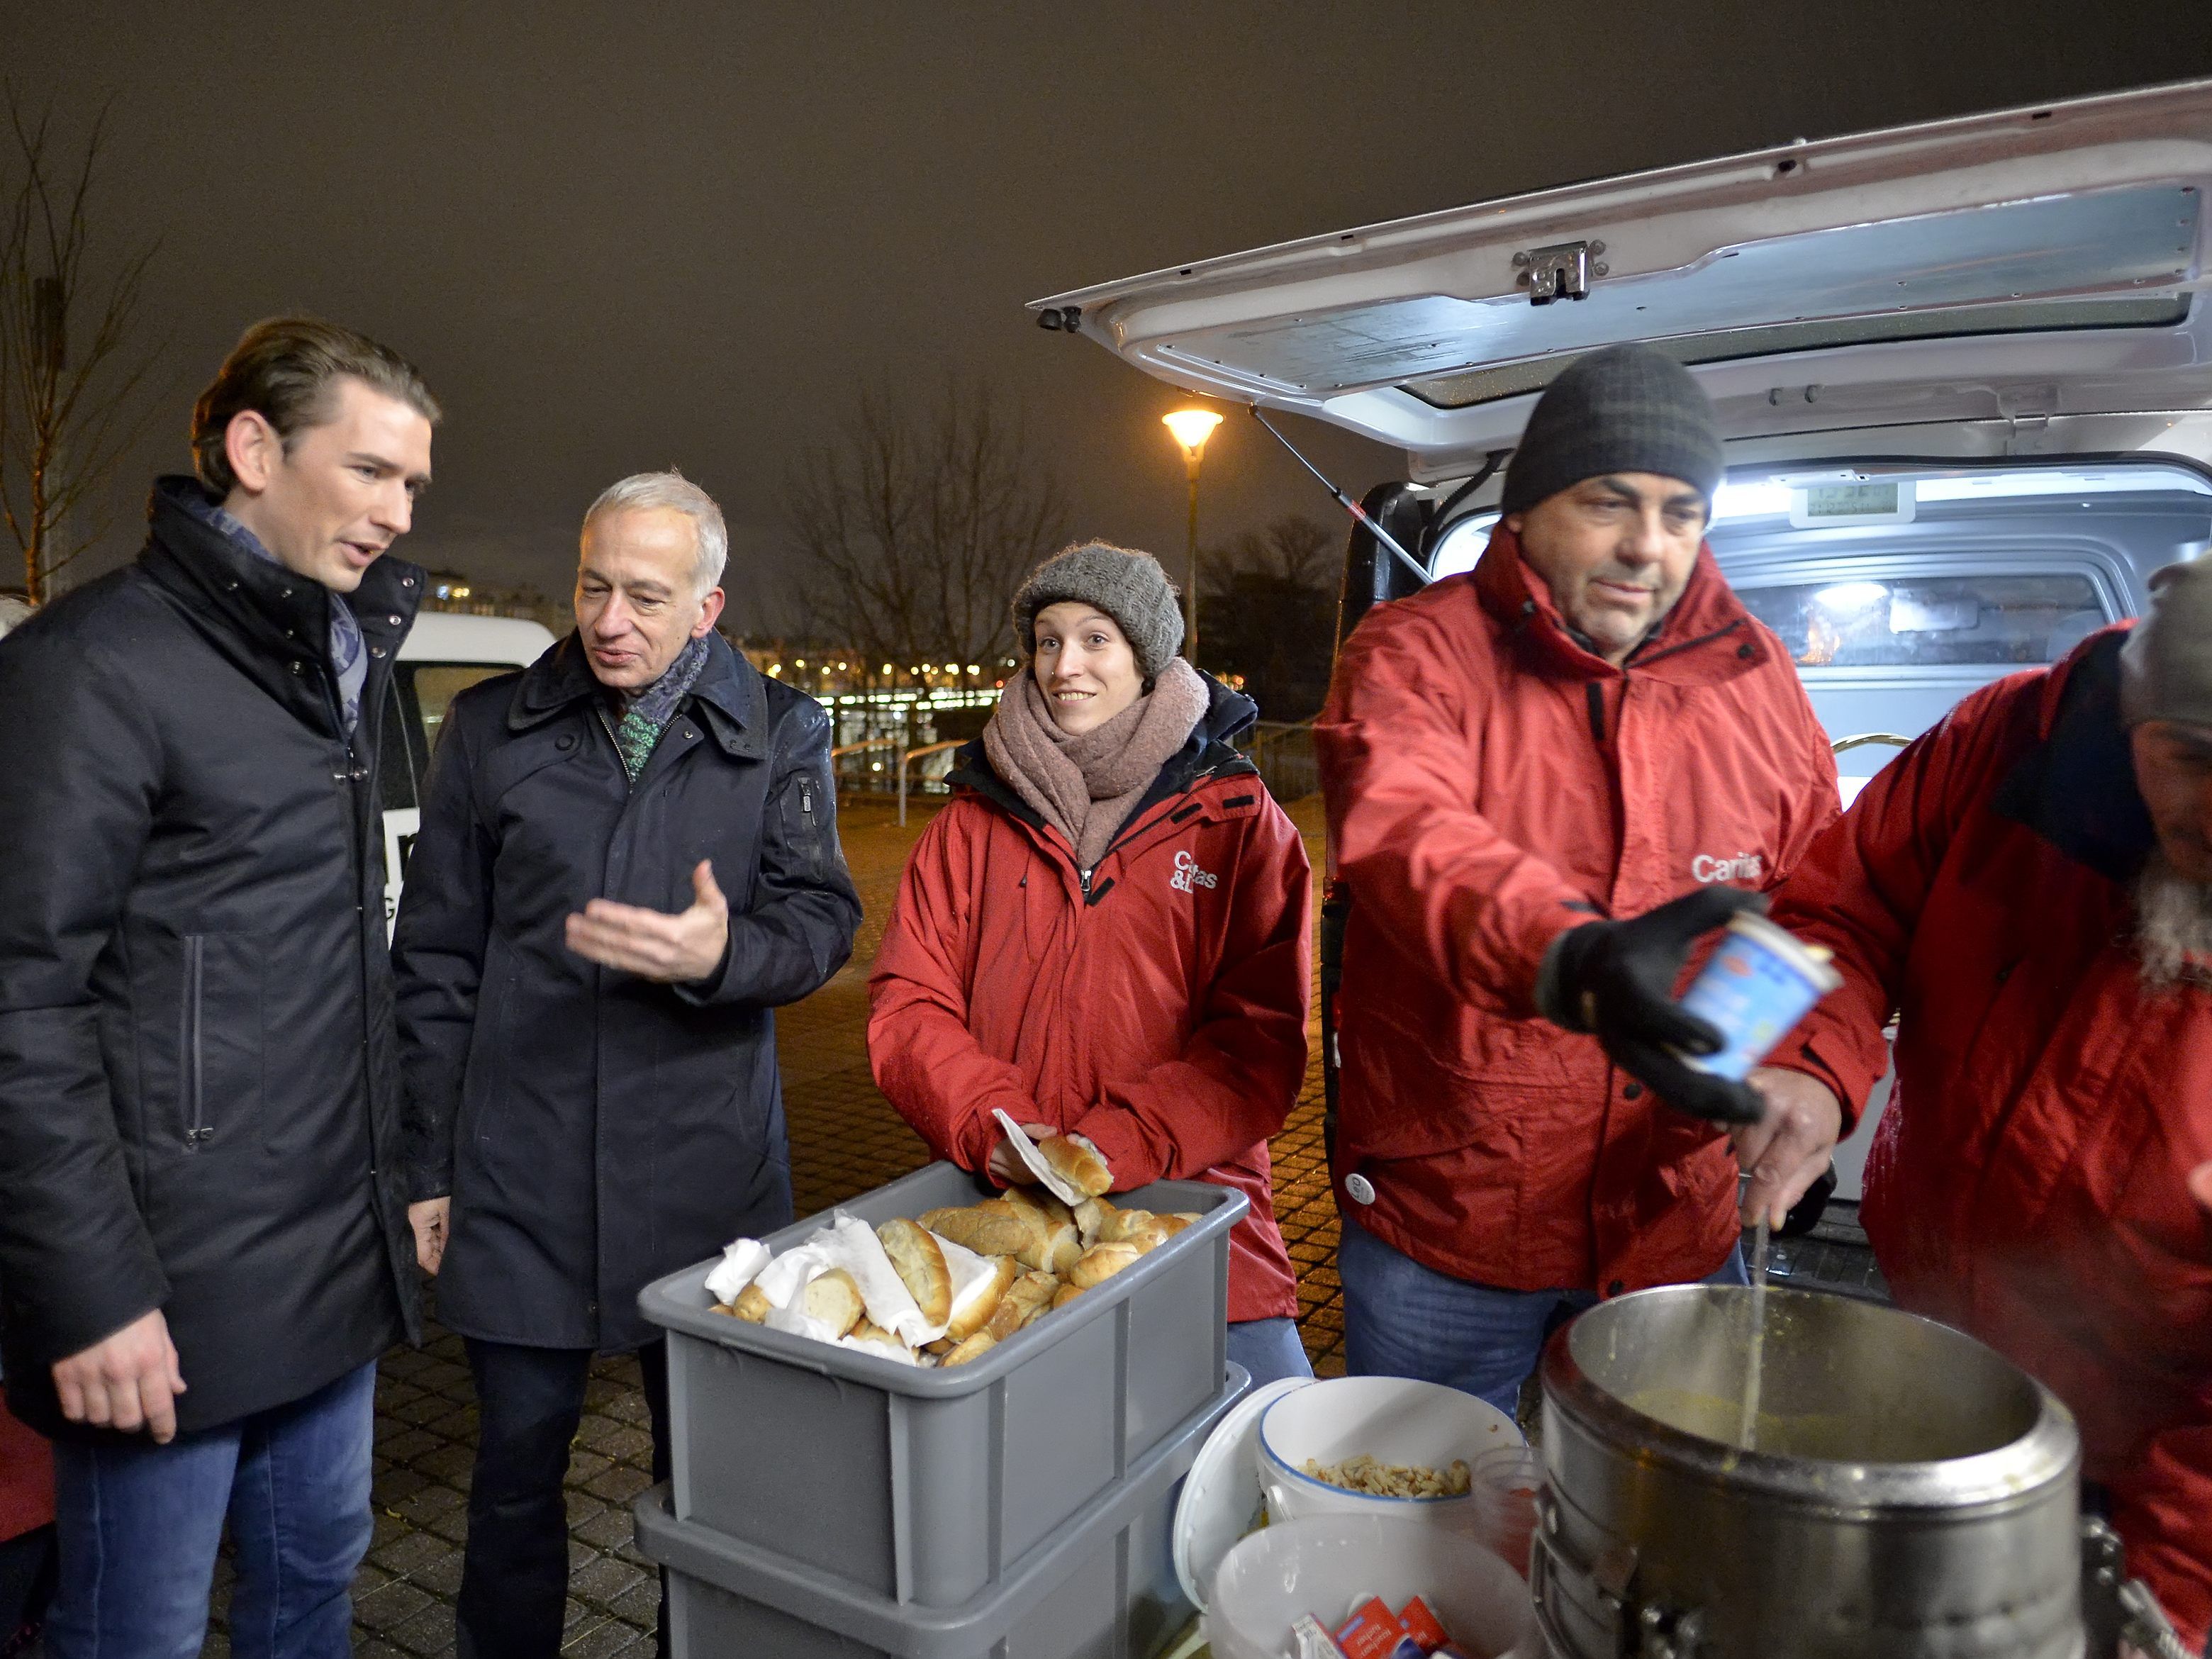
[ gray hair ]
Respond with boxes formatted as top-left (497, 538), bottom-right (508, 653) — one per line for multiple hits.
top-left (582, 470), bottom-right (728, 593)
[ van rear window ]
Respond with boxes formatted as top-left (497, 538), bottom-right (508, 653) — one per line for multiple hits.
top-left (1736, 573), bottom-right (2108, 669)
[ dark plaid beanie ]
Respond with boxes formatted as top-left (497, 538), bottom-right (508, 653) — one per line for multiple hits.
top-left (1500, 344), bottom-right (1726, 518)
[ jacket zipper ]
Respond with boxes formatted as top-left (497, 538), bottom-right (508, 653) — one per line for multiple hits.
top-left (182, 935), bottom-right (209, 1149)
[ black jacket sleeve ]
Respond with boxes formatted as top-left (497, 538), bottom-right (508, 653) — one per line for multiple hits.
top-left (676, 698), bottom-right (861, 1010)
top-left (391, 695), bottom-right (498, 1202)
top-left (0, 632), bottom-right (173, 1363)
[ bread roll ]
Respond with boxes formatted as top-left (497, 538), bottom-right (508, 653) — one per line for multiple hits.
top-left (731, 1283), bottom-right (773, 1324)
top-left (946, 1253), bottom-right (1020, 1341)
top-left (942, 1331), bottom-right (997, 1368)
top-left (1051, 1283), bottom-right (1084, 1311)
top-left (985, 1270), bottom-right (1059, 1341)
top-left (1000, 1185), bottom-right (1082, 1266)
top-left (1122, 1220), bottom-right (1172, 1256)
top-left (801, 1268), bottom-right (866, 1337)
top-left (920, 1201), bottom-right (1037, 1259)
top-left (846, 1319), bottom-right (913, 1362)
top-left (1038, 1134), bottom-right (1112, 1198)
top-left (877, 1218), bottom-right (952, 1326)
top-left (1073, 1197), bottom-right (1117, 1246)
top-left (1095, 1208), bottom-right (1157, 1244)
top-left (1070, 1243), bottom-right (1141, 1290)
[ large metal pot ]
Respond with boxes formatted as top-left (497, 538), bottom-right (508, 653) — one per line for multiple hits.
top-left (1535, 1284), bottom-right (2082, 1659)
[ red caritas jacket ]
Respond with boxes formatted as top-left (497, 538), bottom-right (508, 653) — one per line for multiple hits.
top-left (868, 683), bottom-right (1309, 1323)
top-left (1314, 526), bottom-right (1839, 1293)
top-left (1769, 626), bottom-right (2212, 1646)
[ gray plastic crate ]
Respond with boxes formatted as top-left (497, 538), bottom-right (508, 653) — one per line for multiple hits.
top-left (634, 1365), bottom-right (1248, 1659)
top-left (637, 1161), bottom-right (1245, 1609)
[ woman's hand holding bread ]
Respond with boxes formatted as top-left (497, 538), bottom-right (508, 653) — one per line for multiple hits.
top-left (987, 1121), bottom-right (1056, 1186)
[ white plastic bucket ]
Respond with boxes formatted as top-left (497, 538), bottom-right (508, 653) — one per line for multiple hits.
top-left (1206, 1514), bottom-right (1536, 1659)
top-left (1256, 1375), bottom-right (1520, 1526)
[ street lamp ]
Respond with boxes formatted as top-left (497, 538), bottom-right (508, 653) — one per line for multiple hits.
top-left (1161, 407), bottom-right (1223, 664)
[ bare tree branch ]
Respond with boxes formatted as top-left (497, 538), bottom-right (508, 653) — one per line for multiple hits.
top-left (784, 382), bottom-right (1068, 678)
top-left (0, 90), bottom-right (168, 604)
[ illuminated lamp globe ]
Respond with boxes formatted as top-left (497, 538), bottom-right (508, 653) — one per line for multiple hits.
top-left (1162, 408), bottom-right (1223, 457)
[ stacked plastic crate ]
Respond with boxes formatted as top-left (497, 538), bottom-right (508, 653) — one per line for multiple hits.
top-left (634, 1161), bottom-right (1252, 1659)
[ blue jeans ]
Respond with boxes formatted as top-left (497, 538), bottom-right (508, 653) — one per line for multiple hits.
top-left (1339, 1216), bottom-right (1748, 1418)
top-left (1225, 1317), bottom-right (1314, 1387)
top-left (45, 1360), bottom-right (376, 1659)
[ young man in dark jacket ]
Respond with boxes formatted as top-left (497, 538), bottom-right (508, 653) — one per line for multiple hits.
top-left (0, 317), bottom-right (439, 1658)
top-left (393, 471), bottom-right (861, 1659)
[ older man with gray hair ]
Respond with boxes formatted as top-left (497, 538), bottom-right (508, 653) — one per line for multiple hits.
top-left (1755, 559), bottom-right (2212, 1649)
top-left (393, 470), bottom-right (860, 1658)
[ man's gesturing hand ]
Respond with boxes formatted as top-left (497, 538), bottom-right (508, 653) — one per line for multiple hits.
top-left (52, 1308), bottom-right (186, 1443)
top-left (1539, 885), bottom-right (1768, 1125)
top-left (1735, 1067), bottom-right (1843, 1229)
top-left (565, 859), bottom-right (730, 983)
top-left (409, 1197), bottom-right (451, 1276)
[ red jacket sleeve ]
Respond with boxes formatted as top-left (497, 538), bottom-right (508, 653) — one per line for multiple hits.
top-left (1765, 672), bottom-right (2036, 1119)
top-left (1315, 602), bottom-right (1590, 1019)
top-left (2111, 1407), bottom-right (2212, 1654)
top-left (867, 808), bottom-right (1041, 1174)
top-left (1071, 800), bottom-right (1313, 1189)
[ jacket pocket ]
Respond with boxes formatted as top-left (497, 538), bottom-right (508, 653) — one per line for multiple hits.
top-left (1338, 994), bottom-right (1582, 1163)
top-left (175, 933), bottom-right (265, 1154)
top-left (776, 764), bottom-right (831, 881)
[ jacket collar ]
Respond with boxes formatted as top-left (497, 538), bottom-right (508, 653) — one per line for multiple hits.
top-left (1470, 521), bottom-right (1763, 685)
top-left (949, 667), bottom-right (1260, 830)
top-left (508, 627), bottom-right (769, 759)
top-left (1991, 624), bottom-right (2154, 883)
top-left (137, 476), bottom-right (421, 734)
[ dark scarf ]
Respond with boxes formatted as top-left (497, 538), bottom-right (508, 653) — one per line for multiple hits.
top-left (176, 489), bottom-right (367, 731)
top-left (609, 635), bottom-right (710, 781)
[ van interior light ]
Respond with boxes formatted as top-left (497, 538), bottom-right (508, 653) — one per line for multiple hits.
top-left (1811, 581), bottom-right (1891, 613)
top-left (1710, 482), bottom-right (1792, 521)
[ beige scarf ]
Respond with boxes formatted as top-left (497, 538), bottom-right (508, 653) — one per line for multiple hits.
top-left (983, 658), bottom-right (1210, 871)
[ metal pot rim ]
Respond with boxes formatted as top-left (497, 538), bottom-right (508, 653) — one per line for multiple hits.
top-left (1539, 1285), bottom-right (2079, 1512)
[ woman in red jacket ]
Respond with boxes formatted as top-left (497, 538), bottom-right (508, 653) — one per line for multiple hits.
top-left (869, 542), bottom-right (1314, 1382)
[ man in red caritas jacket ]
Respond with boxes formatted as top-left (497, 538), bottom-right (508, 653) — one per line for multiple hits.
top-left (1315, 345), bottom-right (1843, 1416)
top-left (1760, 562), bottom-right (2212, 1648)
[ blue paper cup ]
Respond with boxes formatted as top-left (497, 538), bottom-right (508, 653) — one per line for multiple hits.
top-left (1675, 913), bottom-right (1843, 1081)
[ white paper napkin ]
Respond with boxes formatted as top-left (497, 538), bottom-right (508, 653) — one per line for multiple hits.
top-left (703, 1238), bottom-right (771, 1305)
top-left (990, 1108), bottom-right (1097, 1207)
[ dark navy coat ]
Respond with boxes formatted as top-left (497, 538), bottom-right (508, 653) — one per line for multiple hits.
top-left (0, 479), bottom-right (421, 1438)
top-left (393, 630), bottom-right (859, 1350)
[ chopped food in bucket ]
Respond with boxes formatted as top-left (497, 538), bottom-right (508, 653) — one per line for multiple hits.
top-left (1300, 1453), bottom-right (1473, 1499)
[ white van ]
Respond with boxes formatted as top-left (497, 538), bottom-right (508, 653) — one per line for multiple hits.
top-left (377, 610), bottom-right (556, 929)
top-left (1031, 77), bottom-right (2212, 1207)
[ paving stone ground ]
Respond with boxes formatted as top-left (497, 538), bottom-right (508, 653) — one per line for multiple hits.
top-left (185, 794), bottom-right (1343, 1657)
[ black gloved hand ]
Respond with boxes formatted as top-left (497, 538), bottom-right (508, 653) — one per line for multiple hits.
top-left (1539, 886), bottom-right (1769, 1125)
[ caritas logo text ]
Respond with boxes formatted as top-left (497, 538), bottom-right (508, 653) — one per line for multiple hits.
top-left (1171, 850), bottom-right (1219, 893)
top-left (1692, 851), bottom-right (1765, 883)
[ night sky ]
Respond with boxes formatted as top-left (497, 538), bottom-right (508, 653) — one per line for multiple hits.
top-left (13, 2), bottom-right (2212, 632)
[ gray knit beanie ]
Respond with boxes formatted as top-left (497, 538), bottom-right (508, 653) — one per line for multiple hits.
top-left (2121, 559), bottom-right (2212, 729)
top-left (1500, 344), bottom-right (1727, 518)
top-left (1012, 542), bottom-right (1185, 682)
